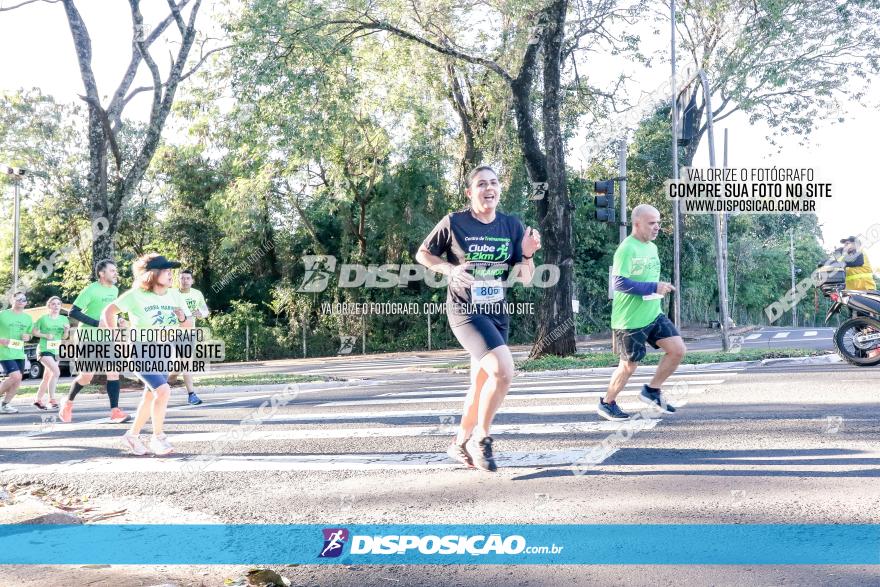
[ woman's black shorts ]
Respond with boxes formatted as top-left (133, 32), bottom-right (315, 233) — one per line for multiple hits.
top-left (450, 313), bottom-right (510, 359)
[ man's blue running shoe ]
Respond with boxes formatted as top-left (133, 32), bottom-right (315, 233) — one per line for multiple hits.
top-left (639, 385), bottom-right (676, 413)
top-left (187, 392), bottom-right (203, 405)
top-left (597, 399), bottom-right (630, 421)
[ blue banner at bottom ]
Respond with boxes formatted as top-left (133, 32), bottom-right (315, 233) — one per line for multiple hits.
top-left (1, 524), bottom-right (878, 565)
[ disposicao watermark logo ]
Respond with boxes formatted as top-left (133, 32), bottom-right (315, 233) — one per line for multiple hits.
top-left (318, 528), bottom-right (349, 558)
top-left (299, 256), bottom-right (337, 293)
top-left (296, 255), bottom-right (560, 293)
top-left (315, 529), bottom-right (562, 558)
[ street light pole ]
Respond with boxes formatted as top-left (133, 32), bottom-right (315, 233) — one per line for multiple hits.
top-left (1, 164), bottom-right (26, 293)
top-left (790, 228), bottom-right (797, 328)
top-left (697, 70), bottom-right (731, 351)
top-left (12, 178), bottom-right (20, 292)
top-left (618, 140), bottom-right (628, 244)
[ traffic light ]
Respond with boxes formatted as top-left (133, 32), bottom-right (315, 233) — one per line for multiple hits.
top-left (594, 180), bottom-right (615, 224)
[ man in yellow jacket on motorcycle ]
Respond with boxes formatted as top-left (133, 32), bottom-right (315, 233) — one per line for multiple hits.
top-left (837, 236), bottom-right (876, 291)
top-left (835, 236), bottom-right (879, 359)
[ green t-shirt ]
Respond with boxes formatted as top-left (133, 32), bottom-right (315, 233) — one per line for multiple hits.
top-left (113, 287), bottom-right (189, 329)
top-left (611, 235), bottom-right (662, 330)
top-left (0, 309), bottom-right (34, 360)
top-left (170, 287), bottom-right (208, 324)
top-left (73, 282), bottom-right (119, 328)
top-left (35, 314), bottom-right (69, 353)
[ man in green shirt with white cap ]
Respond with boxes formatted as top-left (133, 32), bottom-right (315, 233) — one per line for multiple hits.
top-left (0, 292), bottom-right (33, 413)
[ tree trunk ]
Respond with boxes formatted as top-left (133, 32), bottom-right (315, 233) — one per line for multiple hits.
top-left (446, 62), bottom-right (482, 187)
top-left (358, 197), bottom-right (367, 259)
top-left (60, 0), bottom-right (203, 274)
top-left (529, 0), bottom-right (575, 357)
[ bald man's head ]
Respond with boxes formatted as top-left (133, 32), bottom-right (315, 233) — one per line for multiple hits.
top-left (631, 204), bottom-right (661, 242)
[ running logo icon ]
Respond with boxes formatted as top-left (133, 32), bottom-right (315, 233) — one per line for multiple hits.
top-left (337, 335), bottom-right (356, 355)
top-left (318, 528), bottom-right (349, 558)
top-left (297, 255), bottom-right (336, 293)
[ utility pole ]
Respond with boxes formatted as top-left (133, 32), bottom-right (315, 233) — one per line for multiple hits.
top-left (618, 140), bottom-right (628, 243)
top-left (790, 229), bottom-right (797, 328)
top-left (670, 0), bottom-right (682, 329)
top-left (723, 128), bottom-right (730, 320)
top-left (698, 71), bottom-right (731, 351)
top-left (722, 129), bottom-right (730, 276)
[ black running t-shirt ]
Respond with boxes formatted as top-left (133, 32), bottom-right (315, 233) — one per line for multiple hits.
top-left (422, 209), bottom-right (526, 317)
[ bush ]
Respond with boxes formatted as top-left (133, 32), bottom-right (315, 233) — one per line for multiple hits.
top-left (206, 300), bottom-right (277, 361)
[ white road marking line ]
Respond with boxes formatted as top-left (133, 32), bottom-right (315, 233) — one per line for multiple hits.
top-left (319, 381), bottom-right (722, 407)
top-left (381, 375), bottom-right (737, 396)
top-left (0, 449), bottom-right (610, 473)
top-left (804, 331), bottom-right (818, 337)
top-left (18, 388), bottom-right (333, 436)
top-left (763, 338), bottom-right (832, 343)
top-left (745, 333), bottom-right (762, 340)
top-left (397, 372), bottom-right (740, 393)
top-left (256, 399), bottom-right (693, 422)
top-left (6, 420), bottom-right (660, 448)
top-left (772, 332), bottom-right (791, 339)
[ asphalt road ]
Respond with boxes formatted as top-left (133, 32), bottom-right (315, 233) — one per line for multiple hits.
top-left (684, 326), bottom-right (836, 352)
top-left (1, 352), bottom-right (878, 585)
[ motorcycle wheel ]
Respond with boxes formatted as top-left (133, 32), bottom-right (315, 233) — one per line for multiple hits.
top-left (834, 316), bottom-right (880, 367)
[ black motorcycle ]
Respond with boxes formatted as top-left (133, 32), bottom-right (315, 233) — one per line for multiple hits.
top-left (818, 262), bottom-right (880, 366)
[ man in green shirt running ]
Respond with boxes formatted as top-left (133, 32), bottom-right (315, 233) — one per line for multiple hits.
top-left (0, 292), bottom-right (34, 413)
top-left (168, 269), bottom-right (210, 405)
top-left (597, 204), bottom-right (687, 421)
top-left (59, 259), bottom-right (130, 424)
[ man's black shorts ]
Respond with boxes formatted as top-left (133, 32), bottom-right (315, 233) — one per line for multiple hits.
top-left (613, 314), bottom-right (680, 363)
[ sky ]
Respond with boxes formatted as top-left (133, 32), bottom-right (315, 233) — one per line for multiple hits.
top-left (0, 0), bottom-right (877, 261)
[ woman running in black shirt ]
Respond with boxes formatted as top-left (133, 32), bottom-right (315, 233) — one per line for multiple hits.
top-left (417, 165), bottom-right (541, 471)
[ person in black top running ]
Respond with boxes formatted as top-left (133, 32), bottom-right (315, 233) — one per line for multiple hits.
top-left (417, 165), bottom-right (541, 471)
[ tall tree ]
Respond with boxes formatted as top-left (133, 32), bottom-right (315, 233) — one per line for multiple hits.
top-left (1, 0), bottom-right (216, 270)
top-left (233, 0), bottom-right (639, 356)
top-left (673, 0), bottom-right (880, 166)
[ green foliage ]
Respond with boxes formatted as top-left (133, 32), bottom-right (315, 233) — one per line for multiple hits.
top-left (205, 300), bottom-right (275, 362)
top-left (3, 0), bottom-right (868, 359)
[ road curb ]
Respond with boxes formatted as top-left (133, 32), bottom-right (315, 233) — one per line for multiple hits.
top-left (758, 353), bottom-right (843, 367)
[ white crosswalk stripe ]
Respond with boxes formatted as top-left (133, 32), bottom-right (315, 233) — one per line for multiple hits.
top-left (745, 333), bottom-right (762, 340)
top-left (0, 367), bottom-right (737, 474)
top-left (772, 331), bottom-right (791, 339)
top-left (804, 330), bottom-right (818, 337)
top-left (317, 380), bottom-right (725, 407)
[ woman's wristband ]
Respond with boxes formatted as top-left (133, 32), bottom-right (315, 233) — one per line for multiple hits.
top-left (522, 254), bottom-right (533, 260)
